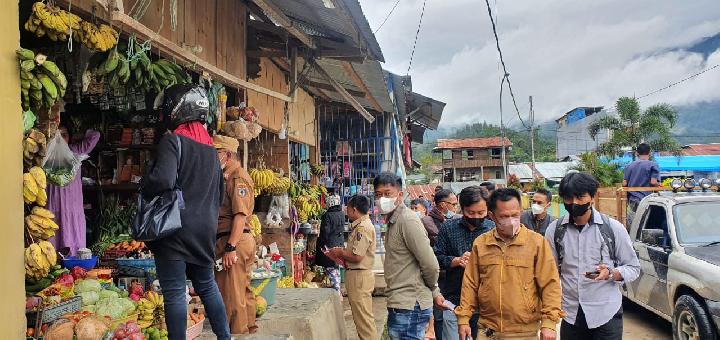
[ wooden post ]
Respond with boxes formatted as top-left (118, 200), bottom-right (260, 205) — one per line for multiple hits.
top-left (243, 140), bottom-right (249, 169)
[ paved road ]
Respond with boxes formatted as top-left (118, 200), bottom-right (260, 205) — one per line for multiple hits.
top-left (343, 298), bottom-right (673, 340)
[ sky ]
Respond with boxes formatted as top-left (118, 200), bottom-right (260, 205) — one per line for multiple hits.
top-left (359, 0), bottom-right (720, 128)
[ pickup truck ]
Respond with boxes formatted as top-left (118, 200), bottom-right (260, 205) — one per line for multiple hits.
top-left (622, 191), bottom-right (720, 340)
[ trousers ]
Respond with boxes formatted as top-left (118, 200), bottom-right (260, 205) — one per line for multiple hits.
top-left (215, 233), bottom-right (257, 334)
top-left (346, 269), bottom-right (376, 340)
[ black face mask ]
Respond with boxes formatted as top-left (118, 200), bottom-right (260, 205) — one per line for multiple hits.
top-left (564, 202), bottom-right (591, 217)
top-left (464, 216), bottom-right (485, 229)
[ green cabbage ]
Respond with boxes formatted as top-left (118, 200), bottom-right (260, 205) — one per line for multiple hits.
top-left (79, 291), bottom-right (99, 306)
top-left (95, 297), bottom-right (137, 320)
top-left (74, 279), bottom-right (102, 294)
top-left (99, 289), bottom-right (119, 299)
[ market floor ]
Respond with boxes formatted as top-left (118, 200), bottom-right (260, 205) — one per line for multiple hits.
top-left (341, 297), bottom-right (672, 340)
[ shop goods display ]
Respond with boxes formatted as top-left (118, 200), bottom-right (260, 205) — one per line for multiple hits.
top-left (108, 321), bottom-right (145, 340)
top-left (17, 48), bottom-right (68, 111)
top-left (141, 326), bottom-right (169, 340)
top-left (292, 184), bottom-right (326, 222)
top-left (249, 168), bottom-right (276, 195)
top-left (24, 2), bottom-right (81, 42)
top-left (265, 175), bottom-right (292, 196)
top-left (277, 276), bottom-right (294, 288)
top-left (77, 21), bottom-right (119, 52)
top-left (187, 311), bottom-right (205, 328)
top-left (24, 129), bottom-right (48, 168)
top-left (23, 167), bottom-right (47, 205)
top-left (310, 164), bottom-right (325, 177)
top-left (25, 265), bottom-right (69, 296)
top-left (26, 207), bottom-right (60, 240)
top-left (221, 119), bottom-right (262, 141)
top-left (93, 49), bottom-right (191, 93)
top-left (136, 291), bottom-right (164, 328)
top-left (249, 214), bottom-right (262, 237)
top-left (25, 241), bottom-right (58, 281)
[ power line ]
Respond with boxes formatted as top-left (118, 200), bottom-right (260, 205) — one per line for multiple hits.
top-left (483, 0), bottom-right (529, 130)
top-left (637, 63), bottom-right (720, 100)
top-left (406, 0), bottom-right (428, 76)
top-left (373, 0), bottom-right (402, 34)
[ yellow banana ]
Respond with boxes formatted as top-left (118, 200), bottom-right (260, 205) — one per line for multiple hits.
top-left (31, 206), bottom-right (55, 220)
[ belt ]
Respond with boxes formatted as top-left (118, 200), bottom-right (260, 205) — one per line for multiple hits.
top-left (345, 268), bottom-right (369, 271)
top-left (216, 230), bottom-right (251, 239)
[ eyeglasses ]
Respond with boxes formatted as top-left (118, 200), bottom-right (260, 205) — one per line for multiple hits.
top-left (441, 201), bottom-right (459, 207)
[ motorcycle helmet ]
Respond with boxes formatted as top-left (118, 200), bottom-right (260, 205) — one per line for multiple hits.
top-left (157, 84), bottom-right (210, 129)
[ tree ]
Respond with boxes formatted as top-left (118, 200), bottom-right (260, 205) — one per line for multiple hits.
top-left (588, 97), bottom-right (681, 159)
top-left (571, 152), bottom-right (624, 187)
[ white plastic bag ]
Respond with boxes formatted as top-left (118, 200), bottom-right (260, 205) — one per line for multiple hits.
top-left (271, 194), bottom-right (290, 219)
top-left (42, 133), bottom-right (85, 187)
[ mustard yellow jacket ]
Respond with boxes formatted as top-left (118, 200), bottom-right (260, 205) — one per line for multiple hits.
top-left (455, 226), bottom-right (564, 332)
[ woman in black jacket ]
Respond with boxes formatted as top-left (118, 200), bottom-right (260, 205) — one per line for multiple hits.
top-left (142, 85), bottom-right (231, 340)
top-left (315, 194), bottom-right (345, 296)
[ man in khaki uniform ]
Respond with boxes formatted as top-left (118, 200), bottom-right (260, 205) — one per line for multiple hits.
top-left (328, 195), bottom-right (376, 340)
top-left (213, 135), bottom-right (258, 334)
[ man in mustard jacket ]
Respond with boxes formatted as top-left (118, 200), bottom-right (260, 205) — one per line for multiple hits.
top-left (456, 188), bottom-right (564, 340)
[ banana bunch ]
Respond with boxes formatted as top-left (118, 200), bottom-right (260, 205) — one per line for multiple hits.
top-left (25, 241), bottom-right (57, 281)
top-left (26, 207), bottom-right (59, 241)
top-left (147, 59), bottom-right (192, 92)
top-left (24, 2), bottom-right (81, 42)
top-left (294, 195), bottom-right (323, 222)
top-left (266, 175), bottom-right (292, 196)
top-left (18, 48), bottom-right (67, 111)
top-left (95, 49), bottom-right (130, 90)
top-left (137, 291), bottom-right (165, 329)
top-left (249, 168), bottom-right (276, 195)
top-left (77, 21), bottom-right (118, 52)
top-left (250, 214), bottom-right (262, 237)
top-left (24, 129), bottom-right (48, 168)
top-left (95, 49), bottom-right (191, 92)
top-left (278, 276), bottom-right (294, 288)
top-left (23, 167), bottom-right (48, 206)
top-left (310, 164), bottom-right (325, 177)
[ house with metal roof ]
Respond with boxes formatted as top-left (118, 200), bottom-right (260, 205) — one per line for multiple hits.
top-left (433, 137), bottom-right (512, 182)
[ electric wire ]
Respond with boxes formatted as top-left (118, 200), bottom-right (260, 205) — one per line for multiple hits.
top-left (406, 0), bottom-right (428, 76)
top-left (373, 0), bottom-right (402, 34)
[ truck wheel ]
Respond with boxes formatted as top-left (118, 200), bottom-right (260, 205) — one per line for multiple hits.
top-left (673, 295), bottom-right (717, 340)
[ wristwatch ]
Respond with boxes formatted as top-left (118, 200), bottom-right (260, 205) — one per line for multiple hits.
top-left (224, 243), bottom-right (236, 253)
top-left (607, 269), bottom-right (615, 281)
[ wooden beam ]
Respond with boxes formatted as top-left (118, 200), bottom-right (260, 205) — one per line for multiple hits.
top-left (247, 50), bottom-right (288, 58)
top-left (249, 0), bottom-right (316, 48)
top-left (312, 60), bottom-right (374, 123)
top-left (248, 19), bottom-right (289, 39)
top-left (111, 11), bottom-right (292, 102)
top-left (305, 81), bottom-right (366, 98)
top-left (341, 61), bottom-right (383, 113)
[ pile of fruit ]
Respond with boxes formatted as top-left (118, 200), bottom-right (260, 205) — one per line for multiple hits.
top-left (278, 276), bottom-right (294, 288)
top-left (249, 168), bottom-right (277, 195)
top-left (24, 2), bottom-right (81, 42)
top-left (291, 184), bottom-right (327, 222)
top-left (93, 49), bottom-right (191, 92)
top-left (26, 207), bottom-right (60, 240)
top-left (25, 265), bottom-right (69, 296)
top-left (137, 291), bottom-right (165, 328)
top-left (141, 326), bottom-right (169, 340)
top-left (109, 321), bottom-right (144, 340)
top-left (249, 214), bottom-right (262, 237)
top-left (265, 175), bottom-right (292, 196)
top-left (106, 240), bottom-right (146, 253)
top-left (17, 48), bottom-right (67, 111)
top-left (188, 311), bottom-right (205, 328)
top-left (25, 240), bottom-right (58, 281)
top-left (23, 129), bottom-right (47, 168)
top-left (23, 166), bottom-right (48, 206)
top-left (256, 296), bottom-right (268, 317)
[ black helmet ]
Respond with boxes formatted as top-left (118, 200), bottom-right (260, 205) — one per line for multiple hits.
top-left (159, 84), bottom-right (210, 129)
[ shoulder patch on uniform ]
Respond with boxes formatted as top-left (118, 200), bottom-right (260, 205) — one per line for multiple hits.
top-left (237, 186), bottom-right (248, 198)
top-left (357, 232), bottom-right (363, 241)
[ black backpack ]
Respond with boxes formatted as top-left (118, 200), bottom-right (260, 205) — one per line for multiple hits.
top-left (553, 213), bottom-right (618, 271)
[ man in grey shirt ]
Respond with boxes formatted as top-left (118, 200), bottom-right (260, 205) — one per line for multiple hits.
top-left (545, 173), bottom-right (640, 340)
top-left (520, 188), bottom-right (556, 235)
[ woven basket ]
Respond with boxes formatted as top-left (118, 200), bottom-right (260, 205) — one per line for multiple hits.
top-left (186, 320), bottom-right (204, 339)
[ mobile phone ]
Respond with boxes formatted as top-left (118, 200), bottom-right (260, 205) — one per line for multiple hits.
top-left (215, 259), bottom-right (224, 272)
top-left (584, 271), bottom-right (600, 279)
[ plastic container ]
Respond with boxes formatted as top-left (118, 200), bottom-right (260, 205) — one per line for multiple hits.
top-left (116, 258), bottom-right (155, 271)
top-left (62, 256), bottom-right (98, 271)
top-left (27, 296), bottom-right (82, 324)
top-left (250, 270), bottom-right (281, 306)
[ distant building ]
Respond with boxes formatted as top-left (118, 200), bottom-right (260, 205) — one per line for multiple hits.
top-left (433, 137), bottom-right (512, 182)
top-left (555, 106), bottom-right (611, 160)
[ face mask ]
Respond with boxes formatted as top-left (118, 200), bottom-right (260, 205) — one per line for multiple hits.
top-left (377, 197), bottom-right (397, 215)
top-left (564, 202), bottom-right (591, 218)
top-left (531, 204), bottom-right (545, 215)
top-left (416, 211), bottom-right (423, 218)
top-left (497, 217), bottom-right (521, 236)
top-left (444, 211), bottom-right (455, 219)
top-left (464, 216), bottom-right (485, 229)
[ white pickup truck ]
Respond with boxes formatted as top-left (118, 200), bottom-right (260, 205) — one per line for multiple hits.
top-left (622, 191), bottom-right (720, 340)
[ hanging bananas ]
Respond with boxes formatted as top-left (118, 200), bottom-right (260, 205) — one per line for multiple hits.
top-left (25, 241), bottom-right (57, 281)
top-left (96, 48), bottom-right (191, 92)
top-left (17, 48), bottom-right (67, 111)
top-left (26, 207), bottom-right (59, 240)
top-left (76, 21), bottom-right (119, 52)
top-left (25, 2), bottom-right (81, 42)
top-left (249, 168), bottom-right (276, 195)
top-left (24, 129), bottom-right (48, 169)
top-left (249, 215), bottom-right (262, 237)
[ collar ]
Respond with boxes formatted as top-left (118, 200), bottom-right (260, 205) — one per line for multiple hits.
top-left (560, 207), bottom-right (604, 227)
top-left (428, 208), bottom-right (446, 222)
top-left (489, 225), bottom-right (529, 246)
top-left (351, 215), bottom-right (370, 229)
top-left (387, 204), bottom-right (408, 225)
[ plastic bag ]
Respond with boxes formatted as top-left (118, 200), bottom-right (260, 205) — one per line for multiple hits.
top-left (42, 133), bottom-right (85, 187)
top-left (271, 195), bottom-right (290, 219)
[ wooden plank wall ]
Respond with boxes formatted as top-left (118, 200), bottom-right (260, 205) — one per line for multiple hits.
top-left (248, 130), bottom-right (290, 174)
top-left (56, 0), bottom-right (246, 80)
top-left (248, 58), bottom-right (316, 146)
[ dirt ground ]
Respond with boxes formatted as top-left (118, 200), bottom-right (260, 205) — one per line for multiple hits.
top-left (342, 297), bottom-right (673, 340)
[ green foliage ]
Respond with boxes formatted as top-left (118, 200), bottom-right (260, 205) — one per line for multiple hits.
top-left (572, 152), bottom-right (624, 187)
top-left (530, 177), bottom-right (547, 191)
top-left (507, 174), bottom-right (522, 189)
top-left (588, 97), bottom-right (681, 158)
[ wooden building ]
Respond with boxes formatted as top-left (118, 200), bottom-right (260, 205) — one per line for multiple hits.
top-left (434, 137), bottom-right (512, 182)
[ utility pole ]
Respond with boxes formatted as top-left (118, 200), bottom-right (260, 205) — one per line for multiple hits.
top-left (529, 96), bottom-right (536, 169)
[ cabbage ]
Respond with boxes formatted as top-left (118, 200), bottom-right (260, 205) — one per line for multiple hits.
top-left (82, 305), bottom-right (96, 314)
top-left (95, 297), bottom-right (136, 320)
top-left (118, 297), bottom-right (136, 314)
top-left (79, 291), bottom-right (99, 306)
top-left (99, 289), bottom-right (119, 299)
top-left (74, 279), bottom-right (102, 294)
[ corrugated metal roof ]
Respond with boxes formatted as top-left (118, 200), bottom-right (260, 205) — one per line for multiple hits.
top-left (681, 143), bottom-right (720, 156)
top-left (406, 184), bottom-right (438, 200)
top-left (308, 58), bottom-right (394, 113)
top-left (533, 162), bottom-right (576, 180)
top-left (263, 0), bottom-right (383, 62)
top-left (407, 92), bottom-right (445, 130)
top-left (435, 137), bottom-right (513, 150)
top-left (509, 164), bottom-right (534, 181)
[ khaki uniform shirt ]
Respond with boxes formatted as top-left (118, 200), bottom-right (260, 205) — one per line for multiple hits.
top-left (215, 160), bottom-right (255, 255)
top-left (346, 215), bottom-right (376, 270)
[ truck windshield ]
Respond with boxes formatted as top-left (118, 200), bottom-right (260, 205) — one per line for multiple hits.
top-left (673, 202), bottom-right (720, 245)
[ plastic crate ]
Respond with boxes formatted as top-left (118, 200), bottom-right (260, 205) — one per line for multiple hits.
top-left (28, 296), bottom-right (83, 324)
top-left (116, 258), bottom-right (155, 270)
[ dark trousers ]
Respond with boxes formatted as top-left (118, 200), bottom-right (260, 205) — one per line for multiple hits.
top-left (561, 305), bottom-right (623, 340)
top-left (155, 258), bottom-right (231, 340)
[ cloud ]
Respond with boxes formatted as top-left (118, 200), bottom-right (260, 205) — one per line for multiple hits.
top-left (361, 0), bottom-right (720, 128)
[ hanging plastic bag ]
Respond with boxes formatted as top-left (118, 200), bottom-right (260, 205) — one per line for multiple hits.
top-left (42, 133), bottom-right (85, 187)
top-left (271, 194), bottom-right (290, 219)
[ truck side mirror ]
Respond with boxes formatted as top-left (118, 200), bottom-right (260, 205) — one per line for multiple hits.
top-left (641, 229), bottom-right (665, 247)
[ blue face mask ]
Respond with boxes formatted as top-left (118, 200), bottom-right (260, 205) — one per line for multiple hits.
top-left (444, 211), bottom-right (455, 219)
top-left (416, 211), bottom-right (423, 218)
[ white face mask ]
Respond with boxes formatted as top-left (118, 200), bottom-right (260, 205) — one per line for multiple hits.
top-left (531, 203), bottom-right (545, 215)
top-left (376, 197), bottom-right (397, 215)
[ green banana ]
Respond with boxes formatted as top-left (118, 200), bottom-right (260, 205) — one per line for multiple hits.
top-left (16, 48), bottom-right (35, 61)
top-left (21, 60), bottom-right (35, 72)
top-left (151, 63), bottom-right (167, 81)
top-left (39, 61), bottom-right (68, 91)
top-left (37, 73), bottom-right (57, 100)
